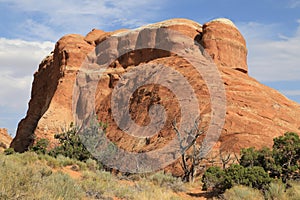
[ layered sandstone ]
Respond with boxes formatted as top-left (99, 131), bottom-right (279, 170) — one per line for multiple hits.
top-left (11, 17), bottom-right (300, 164)
top-left (201, 18), bottom-right (248, 73)
top-left (0, 128), bottom-right (12, 151)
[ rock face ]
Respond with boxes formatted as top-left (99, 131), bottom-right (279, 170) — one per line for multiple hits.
top-left (201, 18), bottom-right (248, 73)
top-left (11, 34), bottom-right (94, 151)
top-left (0, 128), bottom-right (12, 151)
top-left (11, 18), bottom-right (300, 165)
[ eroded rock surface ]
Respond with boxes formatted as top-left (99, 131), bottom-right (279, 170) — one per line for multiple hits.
top-left (0, 128), bottom-right (12, 151)
top-left (11, 19), bottom-right (300, 169)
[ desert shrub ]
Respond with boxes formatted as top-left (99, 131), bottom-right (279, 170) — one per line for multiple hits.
top-left (202, 164), bottom-right (271, 192)
top-left (80, 170), bottom-right (185, 199)
top-left (202, 132), bottom-right (300, 197)
top-left (42, 172), bottom-right (83, 199)
top-left (86, 158), bottom-right (100, 171)
top-left (240, 132), bottom-right (300, 181)
top-left (149, 171), bottom-right (185, 192)
top-left (202, 166), bottom-right (225, 192)
top-left (223, 185), bottom-right (264, 200)
top-left (80, 171), bottom-right (110, 197)
top-left (265, 180), bottom-right (287, 200)
top-left (273, 132), bottom-right (300, 181)
top-left (3, 147), bottom-right (15, 155)
top-left (80, 170), bottom-right (135, 199)
top-left (225, 164), bottom-right (271, 190)
top-left (238, 132), bottom-right (300, 185)
top-left (262, 180), bottom-right (300, 200)
top-left (0, 152), bottom-right (85, 200)
top-left (30, 138), bottom-right (49, 154)
top-left (240, 147), bottom-right (260, 167)
top-left (56, 154), bottom-right (77, 166)
top-left (134, 181), bottom-right (184, 200)
top-left (240, 147), bottom-right (282, 178)
top-left (0, 152), bottom-right (186, 200)
top-left (285, 181), bottom-right (300, 200)
top-left (49, 124), bottom-right (93, 162)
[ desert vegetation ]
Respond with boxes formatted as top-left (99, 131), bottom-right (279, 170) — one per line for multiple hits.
top-left (0, 152), bottom-right (186, 200)
top-left (202, 132), bottom-right (300, 199)
top-left (1, 124), bottom-right (299, 199)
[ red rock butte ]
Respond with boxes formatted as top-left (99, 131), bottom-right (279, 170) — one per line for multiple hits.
top-left (10, 18), bottom-right (300, 161)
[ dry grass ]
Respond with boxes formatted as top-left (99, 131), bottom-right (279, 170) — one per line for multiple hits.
top-left (0, 152), bottom-right (185, 200)
top-left (265, 181), bottom-right (300, 200)
top-left (223, 185), bottom-right (264, 200)
top-left (2, 152), bottom-right (298, 199)
top-left (223, 181), bottom-right (300, 200)
top-left (0, 152), bottom-right (83, 199)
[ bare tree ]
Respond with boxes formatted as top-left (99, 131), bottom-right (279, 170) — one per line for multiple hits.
top-left (233, 152), bottom-right (241, 164)
top-left (219, 139), bottom-right (240, 168)
top-left (172, 118), bottom-right (204, 182)
top-left (219, 150), bottom-right (232, 169)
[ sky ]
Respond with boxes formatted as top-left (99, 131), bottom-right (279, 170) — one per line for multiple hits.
top-left (0, 0), bottom-right (300, 136)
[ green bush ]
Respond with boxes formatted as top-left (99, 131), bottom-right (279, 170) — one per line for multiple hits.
top-left (240, 147), bottom-right (260, 167)
top-left (202, 164), bottom-right (271, 192)
top-left (49, 125), bottom-right (93, 162)
top-left (3, 147), bottom-right (15, 155)
top-left (240, 147), bottom-right (281, 178)
top-left (273, 132), bottom-right (300, 180)
top-left (202, 166), bottom-right (225, 192)
top-left (202, 132), bottom-right (300, 196)
top-left (240, 132), bottom-right (300, 181)
top-left (30, 138), bottom-right (49, 154)
top-left (225, 165), bottom-right (271, 190)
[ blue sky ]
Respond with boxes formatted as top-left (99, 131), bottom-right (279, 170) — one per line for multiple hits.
top-left (0, 0), bottom-right (300, 135)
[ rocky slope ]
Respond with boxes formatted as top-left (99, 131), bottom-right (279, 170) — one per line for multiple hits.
top-left (0, 128), bottom-right (12, 151)
top-left (11, 18), bottom-right (300, 165)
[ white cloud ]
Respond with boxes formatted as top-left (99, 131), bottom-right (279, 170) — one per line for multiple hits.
top-left (0, 0), bottom-right (162, 134)
top-left (2, 0), bottom-right (166, 41)
top-left (238, 21), bottom-right (300, 82)
top-left (19, 19), bottom-right (58, 41)
top-left (0, 38), bottom-right (54, 127)
top-left (0, 38), bottom-right (54, 77)
top-left (0, 72), bottom-right (32, 108)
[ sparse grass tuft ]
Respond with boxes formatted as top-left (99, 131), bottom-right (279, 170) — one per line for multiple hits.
top-left (265, 181), bottom-right (287, 200)
top-left (149, 171), bottom-right (185, 192)
top-left (223, 185), bottom-right (264, 200)
top-left (285, 181), bottom-right (300, 200)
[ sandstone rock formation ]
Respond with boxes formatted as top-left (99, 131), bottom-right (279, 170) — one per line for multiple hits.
top-left (11, 18), bottom-right (300, 167)
top-left (0, 128), bottom-right (12, 151)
